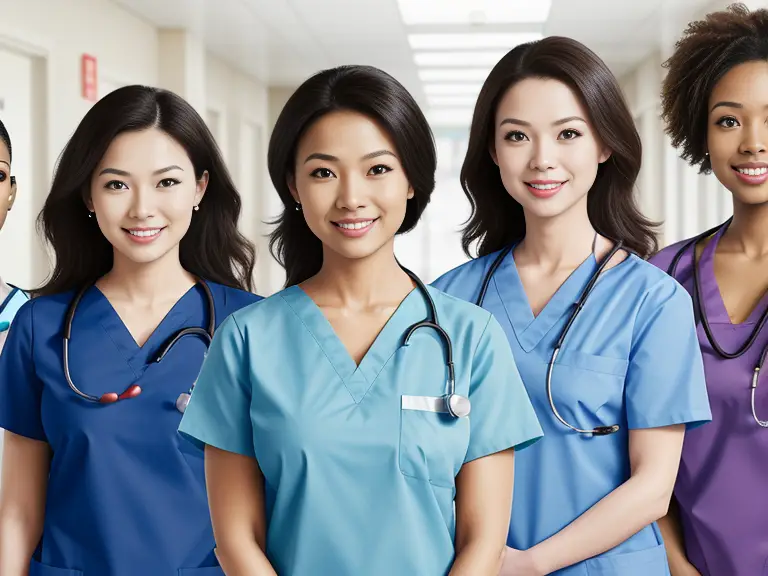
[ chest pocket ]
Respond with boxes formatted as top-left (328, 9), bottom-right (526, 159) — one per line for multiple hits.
top-left (398, 395), bottom-right (470, 489)
top-left (548, 349), bottom-right (628, 430)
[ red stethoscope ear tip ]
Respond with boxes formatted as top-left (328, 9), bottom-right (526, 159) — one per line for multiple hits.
top-left (118, 385), bottom-right (142, 400)
top-left (99, 392), bottom-right (119, 403)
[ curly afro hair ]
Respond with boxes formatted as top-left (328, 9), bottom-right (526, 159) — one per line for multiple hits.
top-left (661, 3), bottom-right (768, 174)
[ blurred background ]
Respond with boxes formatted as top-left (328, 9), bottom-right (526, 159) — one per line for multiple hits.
top-left (0, 0), bottom-right (760, 295)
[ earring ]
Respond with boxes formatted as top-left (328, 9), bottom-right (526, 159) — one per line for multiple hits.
top-left (88, 211), bottom-right (94, 218)
top-left (295, 203), bottom-right (302, 211)
top-left (7, 195), bottom-right (11, 202)
top-left (194, 205), bottom-right (200, 211)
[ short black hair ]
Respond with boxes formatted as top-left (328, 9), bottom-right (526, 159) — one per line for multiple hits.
top-left (661, 3), bottom-right (768, 173)
top-left (0, 118), bottom-right (11, 162)
top-left (267, 65), bottom-right (436, 287)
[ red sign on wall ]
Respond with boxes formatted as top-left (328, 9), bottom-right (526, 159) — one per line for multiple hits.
top-left (81, 54), bottom-right (98, 102)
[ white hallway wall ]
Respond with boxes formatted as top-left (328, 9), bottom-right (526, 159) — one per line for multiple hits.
top-left (0, 0), bottom-right (270, 291)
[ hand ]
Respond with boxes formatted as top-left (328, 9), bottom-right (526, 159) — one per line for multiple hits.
top-left (499, 546), bottom-right (543, 576)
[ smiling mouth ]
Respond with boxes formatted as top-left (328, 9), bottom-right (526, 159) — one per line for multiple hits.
top-left (526, 181), bottom-right (566, 190)
top-left (733, 166), bottom-right (768, 176)
top-left (332, 218), bottom-right (379, 230)
top-left (123, 227), bottom-right (165, 238)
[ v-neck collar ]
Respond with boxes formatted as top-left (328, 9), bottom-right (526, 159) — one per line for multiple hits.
top-left (492, 246), bottom-right (598, 353)
top-left (700, 225), bottom-right (768, 326)
top-left (280, 284), bottom-right (424, 403)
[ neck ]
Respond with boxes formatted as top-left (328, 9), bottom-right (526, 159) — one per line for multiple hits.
top-left (517, 200), bottom-right (596, 270)
top-left (99, 248), bottom-right (195, 302)
top-left (726, 200), bottom-right (768, 257)
top-left (311, 240), bottom-right (414, 307)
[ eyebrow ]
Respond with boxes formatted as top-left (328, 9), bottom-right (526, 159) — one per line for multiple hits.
top-left (710, 101), bottom-right (743, 112)
top-left (0, 160), bottom-right (8, 169)
top-left (499, 116), bottom-right (587, 127)
top-left (303, 150), bottom-right (397, 164)
top-left (98, 165), bottom-right (184, 177)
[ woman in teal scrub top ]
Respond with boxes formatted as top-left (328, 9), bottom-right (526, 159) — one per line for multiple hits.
top-left (179, 64), bottom-right (543, 576)
top-left (432, 38), bottom-right (712, 575)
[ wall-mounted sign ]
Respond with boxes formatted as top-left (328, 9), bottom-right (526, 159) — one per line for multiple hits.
top-left (81, 54), bottom-right (98, 102)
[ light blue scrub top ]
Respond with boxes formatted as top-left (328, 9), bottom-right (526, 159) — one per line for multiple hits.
top-left (179, 284), bottom-right (543, 576)
top-left (433, 249), bottom-right (712, 576)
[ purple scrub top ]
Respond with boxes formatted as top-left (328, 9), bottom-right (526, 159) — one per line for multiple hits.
top-left (650, 224), bottom-right (768, 576)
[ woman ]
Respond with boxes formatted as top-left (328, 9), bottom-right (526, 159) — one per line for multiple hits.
top-left (178, 64), bottom-right (543, 576)
top-left (0, 85), bottom-right (261, 576)
top-left (432, 37), bottom-right (712, 575)
top-left (650, 5), bottom-right (768, 575)
top-left (0, 118), bottom-right (28, 345)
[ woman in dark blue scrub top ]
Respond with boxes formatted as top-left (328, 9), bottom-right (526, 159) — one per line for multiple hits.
top-left (0, 86), bottom-right (261, 576)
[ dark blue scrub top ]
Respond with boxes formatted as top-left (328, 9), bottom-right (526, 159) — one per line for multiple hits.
top-left (0, 281), bottom-right (261, 576)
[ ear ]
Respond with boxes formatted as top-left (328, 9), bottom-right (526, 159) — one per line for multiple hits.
top-left (489, 141), bottom-right (499, 166)
top-left (599, 147), bottom-right (612, 164)
top-left (194, 170), bottom-right (209, 207)
top-left (7, 177), bottom-right (17, 211)
top-left (287, 174), bottom-right (300, 204)
top-left (407, 186), bottom-right (414, 200)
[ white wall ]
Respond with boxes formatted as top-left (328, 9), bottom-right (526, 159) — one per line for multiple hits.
top-left (0, 0), bottom-right (271, 290)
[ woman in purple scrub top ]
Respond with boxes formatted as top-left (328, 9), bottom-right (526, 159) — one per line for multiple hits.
top-left (650, 5), bottom-right (768, 576)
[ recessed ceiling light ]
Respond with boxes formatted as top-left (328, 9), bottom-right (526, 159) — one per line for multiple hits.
top-left (397, 0), bottom-right (552, 25)
top-left (414, 51), bottom-right (507, 67)
top-left (428, 95), bottom-right (480, 107)
top-left (418, 68), bottom-right (491, 82)
top-left (408, 32), bottom-right (542, 50)
top-left (423, 83), bottom-right (483, 96)
top-left (427, 107), bottom-right (475, 126)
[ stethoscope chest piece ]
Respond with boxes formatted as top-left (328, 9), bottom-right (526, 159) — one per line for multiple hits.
top-left (176, 391), bottom-right (192, 414)
top-left (444, 393), bottom-right (471, 418)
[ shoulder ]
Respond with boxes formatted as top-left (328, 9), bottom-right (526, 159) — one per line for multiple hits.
top-left (431, 250), bottom-right (504, 304)
top-left (427, 286), bottom-right (503, 352)
top-left (646, 237), bottom-right (695, 278)
top-left (223, 286), bottom-right (295, 330)
top-left (618, 255), bottom-right (694, 324)
top-left (207, 282), bottom-right (264, 318)
top-left (7, 291), bottom-right (74, 339)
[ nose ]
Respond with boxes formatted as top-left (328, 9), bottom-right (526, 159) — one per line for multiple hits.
top-left (739, 124), bottom-right (767, 156)
top-left (529, 137), bottom-right (557, 172)
top-left (128, 187), bottom-right (154, 220)
top-left (335, 173), bottom-right (366, 211)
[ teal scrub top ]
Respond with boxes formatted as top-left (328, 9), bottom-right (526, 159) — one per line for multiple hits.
top-left (179, 284), bottom-right (543, 575)
top-left (433, 249), bottom-right (712, 576)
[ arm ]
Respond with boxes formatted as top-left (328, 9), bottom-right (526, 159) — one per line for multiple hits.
top-left (450, 448), bottom-right (515, 575)
top-left (205, 445), bottom-right (277, 576)
top-left (658, 498), bottom-right (701, 576)
top-left (0, 431), bottom-right (50, 576)
top-left (508, 425), bottom-right (684, 574)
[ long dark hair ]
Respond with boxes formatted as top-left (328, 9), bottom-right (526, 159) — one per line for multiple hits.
top-left (34, 85), bottom-right (255, 296)
top-left (267, 65), bottom-right (436, 287)
top-left (461, 36), bottom-right (657, 259)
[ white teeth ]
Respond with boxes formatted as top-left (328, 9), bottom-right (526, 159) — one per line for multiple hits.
top-left (337, 220), bottom-right (373, 230)
top-left (128, 229), bottom-right (161, 238)
top-left (737, 167), bottom-right (768, 176)
top-left (529, 182), bottom-right (563, 190)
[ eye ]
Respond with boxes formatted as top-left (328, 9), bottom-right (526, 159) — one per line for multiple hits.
top-left (716, 116), bottom-right (740, 128)
top-left (158, 178), bottom-right (181, 188)
top-left (310, 167), bottom-right (335, 179)
top-left (559, 129), bottom-right (582, 140)
top-left (368, 164), bottom-right (392, 176)
top-left (504, 131), bottom-right (528, 142)
top-left (105, 180), bottom-right (128, 190)
top-left (0, 172), bottom-right (5, 183)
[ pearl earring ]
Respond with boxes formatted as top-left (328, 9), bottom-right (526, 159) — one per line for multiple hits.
top-left (295, 203), bottom-right (302, 211)
top-left (194, 205), bottom-right (200, 211)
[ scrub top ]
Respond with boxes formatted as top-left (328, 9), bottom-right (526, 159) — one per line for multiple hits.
top-left (178, 284), bottom-right (543, 576)
top-left (433, 247), bottom-right (712, 576)
top-left (0, 277), bottom-right (28, 351)
top-left (0, 281), bottom-right (261, 576)
top-left (651, 226), bottom-right (768, 576)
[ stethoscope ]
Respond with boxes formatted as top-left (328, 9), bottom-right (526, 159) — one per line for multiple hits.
top-left (63, 280), bottom-right (215, 414)
top-left (400, 264), bottom-right (471, 419)
top-left (475, 240), bottom-right (624, 436)
top-left (667, 217), bottom-right (768, 427)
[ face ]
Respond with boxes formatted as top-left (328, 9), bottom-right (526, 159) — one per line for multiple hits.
top-left (88, 128), bottom-right (207, 267)
top-left (289, 110), bottom-right (414, 262)
top-left (707, 60), bottom-right (768, 206)
top-left (491, 77), bottom-right (611, 220)
top-left (0, 141), bottom-right (16, 231)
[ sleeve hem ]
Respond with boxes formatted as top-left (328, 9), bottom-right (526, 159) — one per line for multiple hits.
top-left (463, 432), bottom-right (543, 464)
top-left (0, 422), bottom-right (47, 443)
top-left (627, 411), bottom-right (712, 431)
top-left (178, 427), bottom-right (256, 459)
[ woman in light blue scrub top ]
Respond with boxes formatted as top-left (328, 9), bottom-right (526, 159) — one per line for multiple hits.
top-left (0, 86), bottom-right (260, 576)
top-left (179, 65), bottom-right (543, 576)
top-left (433, 37), bottom-right (712, 576)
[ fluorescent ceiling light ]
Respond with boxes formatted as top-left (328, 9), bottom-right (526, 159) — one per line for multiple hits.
top-left (423, 83), bottom-right (483, 96)
top-left (414, 51), bottom-right (507, 67)
top-left (408, 32), bottom-right (541, 50)
top-left (428, 95), bottom-right (479, 107)
top-left (428, 108), bottom-right (474, 126)
top-left (419, 68), bottom-right (491, 82)
top-left (397, 0), bottom-right (552, 25)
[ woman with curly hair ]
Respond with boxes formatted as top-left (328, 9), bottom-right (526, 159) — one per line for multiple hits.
top-left (650, 4), bottom-right (768, 575)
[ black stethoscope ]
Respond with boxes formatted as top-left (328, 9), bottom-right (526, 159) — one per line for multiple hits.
top-left (63, 280), bottom-right (215, 414)
top-left (667, 217), bottom-right (768, 427)
top-left (475, 240), bottom-right (624, 436)
top-left (400, 264), bottom-right (471, 419)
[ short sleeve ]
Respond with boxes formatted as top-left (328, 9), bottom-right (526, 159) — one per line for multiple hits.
top-left (464, 314), bottom-right (543, 463)
top-left (0, 301), bottom-right (47, 442)
top-left (178, 314), bottom-right (255, 457)
top-left (625, 280), bottom-right (712, 430)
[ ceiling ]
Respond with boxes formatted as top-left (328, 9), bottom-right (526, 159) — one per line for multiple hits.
top-left (114, 0), bottom-right (718, 125)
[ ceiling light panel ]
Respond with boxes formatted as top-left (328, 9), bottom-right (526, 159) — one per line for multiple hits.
top-left (423, 83), bottom-right (483, 95)
top-left (414, 51), bottom-right (507, 67)
top-left (408, 32), bottom-right (542, 50)
top-left (427, 107), bottom-right (475, 126)
top-left (397, 0), bottom-right (552, 25)
top-left (418, 68), bottom-right (491, 82)
top-left (427, 95), bottom-right (480, 107)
